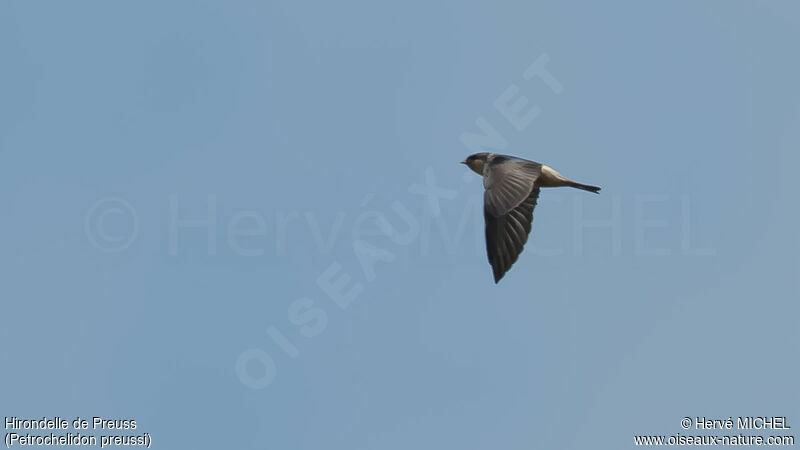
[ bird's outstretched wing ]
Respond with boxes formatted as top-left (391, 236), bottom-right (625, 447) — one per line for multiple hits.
top-left (483, 155), bottom-right (542, 217)
top-left (483, 155), bottom-right (542, 283)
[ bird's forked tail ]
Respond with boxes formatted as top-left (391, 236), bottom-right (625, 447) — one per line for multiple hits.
top-left (567, 181), bottom-right (601, 193)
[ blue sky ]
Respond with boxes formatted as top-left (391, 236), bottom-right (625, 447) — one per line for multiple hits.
top-left (1, 1), bottom-right (799, 449)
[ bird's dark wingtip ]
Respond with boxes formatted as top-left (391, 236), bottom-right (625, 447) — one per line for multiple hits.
top-left (493, 272), bottom-right (504, 283)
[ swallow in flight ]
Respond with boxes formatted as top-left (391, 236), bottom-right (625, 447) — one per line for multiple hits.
top-left (462, 153), bottom-right (600, 283)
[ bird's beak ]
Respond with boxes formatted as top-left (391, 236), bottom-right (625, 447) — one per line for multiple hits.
top-left (460, 160), bottom-right (467, 165)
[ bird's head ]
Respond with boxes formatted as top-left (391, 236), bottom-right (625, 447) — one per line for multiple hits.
top-left (460, 153), bottom-right (490, 175)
